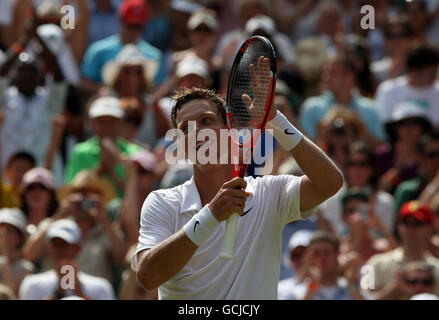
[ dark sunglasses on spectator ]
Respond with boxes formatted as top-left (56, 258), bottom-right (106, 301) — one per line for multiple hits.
top-left (405, 278), bottom-right (434, 286)
top-left (126, 24), bottom-right (143, 30)
top-left (401, 218), bottom-right (427, 227)
top-left (193, 25), bottom-right (213, 33)
top-left (387, 32), bottom-right (409, 39)
top-left (397, 118), bottom-right (422, 126)
top-left (27, 183), bottom-right (48, 191)
top-left (347, 160), bottom-right (370, 168)
top-left (121, 67), bottom-right (143, 75)
top-left (424, 150), bottom-right (439, 159)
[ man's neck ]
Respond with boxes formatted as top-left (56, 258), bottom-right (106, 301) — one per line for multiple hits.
top-left (403, 246), bottom-right (427, 261)
top-left (193, 164), bottom-right (234, 207)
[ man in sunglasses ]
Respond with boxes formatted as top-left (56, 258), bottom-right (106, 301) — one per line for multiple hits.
top-left (81, 0), bottom-right (166, 94)
top-left (366, 200), bottom-right (439, 299)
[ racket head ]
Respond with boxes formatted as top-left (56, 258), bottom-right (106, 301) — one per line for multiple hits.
top-left (226, 36), bottom-right (277, 176)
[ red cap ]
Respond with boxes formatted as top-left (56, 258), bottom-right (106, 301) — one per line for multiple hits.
top-left (399, 201), bottom-right (434, 224)
top-left (119, 0), bottom-right (149, 26)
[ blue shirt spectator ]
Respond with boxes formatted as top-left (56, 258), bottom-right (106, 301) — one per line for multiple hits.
top-left (81, 0), bottom-right (166, 87)
top-left (299, 90), bottom-right (384, 141)
top-left (87, 0), bottom-right (121, 46)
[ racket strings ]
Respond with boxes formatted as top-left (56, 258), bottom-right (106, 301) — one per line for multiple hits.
top-left (229, 45), bottom-right (273, 137)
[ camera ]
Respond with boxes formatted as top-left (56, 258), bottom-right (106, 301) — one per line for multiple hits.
top-left (77, 198), bottom-right (96, 211)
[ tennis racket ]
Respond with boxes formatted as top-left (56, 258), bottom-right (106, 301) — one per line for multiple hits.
top-left (220, 36), bottom-right (277, 260)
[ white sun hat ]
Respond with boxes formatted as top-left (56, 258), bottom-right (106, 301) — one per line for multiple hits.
top-left (102, 44), bottom-right (159, 88)
top-left (175, 56), bottom-right (209, 81)
top-left (47, 219), bottom-right (82, 245)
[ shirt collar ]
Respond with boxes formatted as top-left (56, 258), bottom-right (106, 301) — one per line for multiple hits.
top-left (179, 175), bottom-right (256, 215)
top-left (179, 176), bottom-right (202, 215)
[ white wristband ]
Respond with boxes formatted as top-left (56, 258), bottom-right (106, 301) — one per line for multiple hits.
top-left (183, 205), bottom-right (220, 247)
top-left (266, 111), bottom-right (303, 151)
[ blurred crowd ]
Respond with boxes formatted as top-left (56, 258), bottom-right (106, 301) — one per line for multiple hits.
top-left (0, 0), bottom-right (437, 300)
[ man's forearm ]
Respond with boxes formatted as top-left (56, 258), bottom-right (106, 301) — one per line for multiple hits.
top-left (137, 230), bottom-right (198, 290)
top-left (291, 137), bottom-right (343, 194)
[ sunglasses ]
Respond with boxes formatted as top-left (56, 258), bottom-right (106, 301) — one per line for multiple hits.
top-left (398, 118), bottom-right (423, 126)
top-left (424, 150), bottom-right (439, 159)
top-left (121, 67), bottom-right (143, 75)
top-left (125, 24), bottom-right (143, 30)
top-left (387, 33), bottom-right (410, 39)
top-left (193, 25), bottom-right (214, 33)
top-left (405, 278), bottom-right (434, 286)
top-left (401, 219), bottom-right (428, 227)
top-left (26, 183), bottom-right (48, 191)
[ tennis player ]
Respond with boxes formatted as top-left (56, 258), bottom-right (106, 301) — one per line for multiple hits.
top-left (133, 81), bottom-right (343, 299)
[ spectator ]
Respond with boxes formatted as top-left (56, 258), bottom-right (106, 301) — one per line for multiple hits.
top-left (22, 170), bottom-right (126, 283)
top-left (215, 0), bottom-right (270, 72)
top-left (337, 188), bottom-right (396, 266)
top-left (340, 35), bottom-right (376, 98)
top-left (403, 0), bottom-right (430, 43)
top-left (106, 149), bottom-right (159, 245)
top-left (378, 101), bottom-right (432, 194)
top-left (403, 261), bottom-right (437, 299)
top-left (394, 130), bottom-right (439, 214)
top-left (366, 200), bottom-right (439, 299)
top-left (171, 9), bottom-right (219, 87)
top-left (278, 230), bottom-right (314, 300)
top-left (376, 43), bottom-right (439, 125)
top-left (19, 219), bottom-right (115, 299)
top-left (20, 167), bottom-right (59, 235)
top-left (299, 53), bottom-right (384, 145)
top-left (81, 0), bottom-right (166, 94)
top-left (377, 261), bottom-right (438, 300)
top-left (2, 152), bottom-right (36, 208)
top-left (0, 18), bottom-right (66, 175)
top-left (141, 0), bottom-right (172, 53)
top-left (100, 44), bottom-right (170, 149)
top-left (64, 96), bottom-right (142, 197)
top-left (371, 13), bottom-right (414, 83)
top-left (87, 0), bottom-right (121, 46)
top-left (290, 231), bottom-right (363, 300)
top-left (272, 0), bottom-right (325, 42)
top-left (320, 141), bottom-right (395, 237)
top-left (0, 208), bottom-right (34, 295)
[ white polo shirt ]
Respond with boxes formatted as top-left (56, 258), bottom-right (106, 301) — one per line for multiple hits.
top-left (133, 174), bottom-right (317, 300)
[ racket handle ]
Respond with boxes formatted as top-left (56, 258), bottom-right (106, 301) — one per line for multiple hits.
top-left (220, 213), bottom-right (240, 260)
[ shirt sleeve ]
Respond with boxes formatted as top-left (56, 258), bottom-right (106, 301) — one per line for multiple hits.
top-left (263, 175), bottom-right (314, 226)
top-left (131, 191), bottom-right (176, 271)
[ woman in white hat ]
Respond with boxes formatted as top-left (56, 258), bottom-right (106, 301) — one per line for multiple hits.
top-left (99, 44), bottom-right (171, 149)
top-left (0, 208), bottom-right (34, 295)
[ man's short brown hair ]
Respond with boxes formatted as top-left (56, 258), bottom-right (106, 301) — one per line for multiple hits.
top-left (171, 87), bottom-right (227, 128)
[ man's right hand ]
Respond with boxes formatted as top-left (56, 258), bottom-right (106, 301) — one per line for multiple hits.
top-left (208, 177), bottom-right (251, 222)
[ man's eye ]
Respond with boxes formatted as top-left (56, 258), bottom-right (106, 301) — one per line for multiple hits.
top-left (201, 117), bottom-right (212, 125)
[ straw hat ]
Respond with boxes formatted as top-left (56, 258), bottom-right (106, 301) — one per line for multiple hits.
top-left (102, 44), bottom-right (159, 88)
top-left (58, 170), bottom-right (116, 204)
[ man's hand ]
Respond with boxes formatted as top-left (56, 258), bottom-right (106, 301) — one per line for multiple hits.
top-left (241, 56), bottom-right (277, 123)
top-left (208, 177), bottom-right (251, 221)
